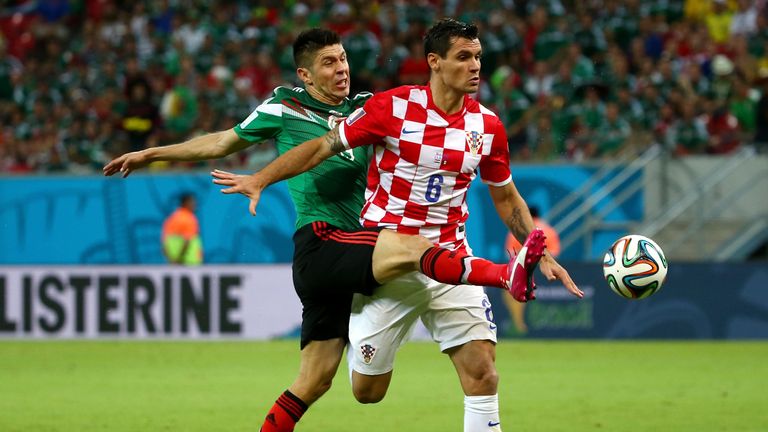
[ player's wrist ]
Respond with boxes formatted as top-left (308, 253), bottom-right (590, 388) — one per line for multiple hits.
top-left (249, 173), bottom-right (269, 190)
top-left (141, 147), bottom-right (158, 162)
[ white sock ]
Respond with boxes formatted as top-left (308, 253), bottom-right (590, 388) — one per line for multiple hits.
top-left (464, 394), bottom-right (502, 432)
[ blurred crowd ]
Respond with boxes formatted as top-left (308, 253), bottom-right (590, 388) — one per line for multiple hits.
top-left (1, 0), bottom-right (768, 174)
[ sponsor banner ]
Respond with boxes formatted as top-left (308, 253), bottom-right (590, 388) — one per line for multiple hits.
top-left (3, 262), bottom-right (767, 340)
top-left (0, 265), bottom-right (301, 339)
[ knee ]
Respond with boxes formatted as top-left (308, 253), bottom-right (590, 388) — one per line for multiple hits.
top-left (351, 373), bottom-right (391, 404)
top-left (353, 386), bottom-right (387, 404)
top-left (465, 361), bottom-right (499, 393)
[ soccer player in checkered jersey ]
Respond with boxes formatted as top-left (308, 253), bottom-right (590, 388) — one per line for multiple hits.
top-left (213, 19), bottom-right (583, 431)
top-left (105, 27), bottom-right (572, 432)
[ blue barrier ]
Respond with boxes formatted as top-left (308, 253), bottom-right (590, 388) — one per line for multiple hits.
top-left (0, 167), bottom-right (641, 264)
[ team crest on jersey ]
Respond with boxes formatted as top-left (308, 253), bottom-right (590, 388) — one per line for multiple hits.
top-left (434, 151), bottom-right (443, 164)
top-left (466, 131), bottom-right (483, 156)
top-left (360, 344), bottom-right (377, 364)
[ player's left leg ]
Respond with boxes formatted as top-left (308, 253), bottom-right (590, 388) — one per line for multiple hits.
top-left (261, 339), bottom-right (345, 432)
top-left (447, 340), bottom-right (503, 432)
top-left (421, 282), bottom-right (502, 432)
top-left (347, 273), bottom-right (428, 403)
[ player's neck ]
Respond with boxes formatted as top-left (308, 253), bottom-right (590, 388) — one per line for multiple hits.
top-left (305, 86), bottom-right (345, 106)
top-left (428, 80), bottom-right (465, 115)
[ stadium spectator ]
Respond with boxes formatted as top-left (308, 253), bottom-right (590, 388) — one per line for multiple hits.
top-left (730, 77), bottom-right (758, 139)
top-left (123, 79), bottom-right (159, 152)
top-left (161, 192), bottom-right (203, 265)
top-left (592, 102), bottom-right (632, 157)
top-left (705, 103), bottom-right (742, 154)
top-left (754, 71), bottom-right (768, 151)
top-left (731, 0), bottom-right (760, 35)
top-left (397, 37), bottom-right (430, 85)
top-left (670, 101), bottom-right (710, 156)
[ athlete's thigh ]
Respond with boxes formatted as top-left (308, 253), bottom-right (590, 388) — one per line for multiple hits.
top-left (294, 265), bottom-right (353, 349)
top-left (292, 223), bottom-right (366, 348)
top-left (420, 281), bottom-right (498, 352)
top-left (371, 229), bottom-right (433, 284)
top-left (347, 273), bottom-right (430, 376)
top-left (295, 222), bottom-right (382, 296)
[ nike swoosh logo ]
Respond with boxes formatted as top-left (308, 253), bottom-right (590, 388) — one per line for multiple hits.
top-left (488, 421), bottom-right (501, 427)
top-left (401, 128), bottom-right (419, 134)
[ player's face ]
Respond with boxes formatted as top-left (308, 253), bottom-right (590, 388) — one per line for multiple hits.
top-left (437, 37), bottom-right (482, 94)
top-left (306, 44), bottom-right (350, 104)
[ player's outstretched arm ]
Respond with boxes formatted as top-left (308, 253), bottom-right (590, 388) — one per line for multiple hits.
top-left (488, 182), bottom-right (584, 299)
top-left (103, 129), bottom-right (249, 177)
top-left (211, 126), bottom-right (343, 214)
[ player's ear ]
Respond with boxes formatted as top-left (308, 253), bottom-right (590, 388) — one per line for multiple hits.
top-left (297, 67), bottom-right (313, 86)
top-left (427, 52), bottom-right (440, 72)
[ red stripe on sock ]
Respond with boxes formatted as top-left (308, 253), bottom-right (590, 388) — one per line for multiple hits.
top-left (276, 398), bottom-right (301, 419)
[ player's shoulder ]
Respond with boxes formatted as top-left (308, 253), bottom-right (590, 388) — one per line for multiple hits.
top-left (265, 85), bottom-right (305, 103)
top-left (383, 85), bottom-right (425, 100)
top-left (471, 99), bottom-right (500, 119)
top-left (471, 99), bottom-right (504, 129)
top-left (350, 91), bottom-right (373, 108)
top-left (367, 85), bottom-right (426, 107)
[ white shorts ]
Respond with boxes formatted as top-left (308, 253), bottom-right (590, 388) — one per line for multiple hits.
top-left (348, 272), bottom-right (497, 376)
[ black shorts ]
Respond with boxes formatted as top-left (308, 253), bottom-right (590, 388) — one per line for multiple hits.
top-left (292, 221), bottom-right (383, 349)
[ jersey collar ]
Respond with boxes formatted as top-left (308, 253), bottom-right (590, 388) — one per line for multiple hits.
top-left (425, 83), bottom-right (469, 120)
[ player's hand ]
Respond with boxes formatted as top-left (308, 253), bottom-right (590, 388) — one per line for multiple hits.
top-left (211, 169), bottom-right (264, 216)
top-left (538, 253), bottom-right (584, 298)
top-left (103, 151), bottom-right (150, 178)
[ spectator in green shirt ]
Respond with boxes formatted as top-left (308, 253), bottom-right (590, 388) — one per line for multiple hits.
top-left (592, 102), bottom-right (631, 157)
top-left (669, 101), bottom-right (709, 156)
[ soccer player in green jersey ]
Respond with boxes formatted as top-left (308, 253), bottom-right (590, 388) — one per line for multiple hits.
top-left (104, 29), bottom-right (539, 432)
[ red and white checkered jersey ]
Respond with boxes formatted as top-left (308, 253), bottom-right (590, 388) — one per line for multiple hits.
top-left (338, 84), bottom-right (512, 249)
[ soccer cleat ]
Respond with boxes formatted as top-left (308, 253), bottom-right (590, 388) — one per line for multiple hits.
top-left (503, 228), bottom-right (546, 302)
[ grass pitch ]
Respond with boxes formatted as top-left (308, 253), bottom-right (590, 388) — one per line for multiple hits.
top-left (1, 340), bottom-right (766, 431)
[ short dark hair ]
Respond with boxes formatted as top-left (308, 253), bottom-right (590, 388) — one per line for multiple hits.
top-left (179, 192), bottom-right (195, 207)
top-left (423, 18), bottom-right (479, 60)
top-left (293, 28), bottom-right (342, 69)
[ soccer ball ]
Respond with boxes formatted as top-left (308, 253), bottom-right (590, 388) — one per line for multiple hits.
top-left (603, 234), bottom-right (668, 299)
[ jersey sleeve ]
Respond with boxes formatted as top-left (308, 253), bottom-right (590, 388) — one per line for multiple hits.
top-left (479, 118), bottom-right (512, 186)
top-left (338, 93), bottom-right (389, 150)
top-left (233, 96), bottom-right (282, 143)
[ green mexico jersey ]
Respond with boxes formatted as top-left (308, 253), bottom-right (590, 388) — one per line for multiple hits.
top-left (234, 86), bottom-right (372, 230)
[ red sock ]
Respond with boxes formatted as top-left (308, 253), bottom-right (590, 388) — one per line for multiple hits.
top-left (260, 390), bottom-right (308, 432)
top-left (419, 247), bottom-right (506, 288)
